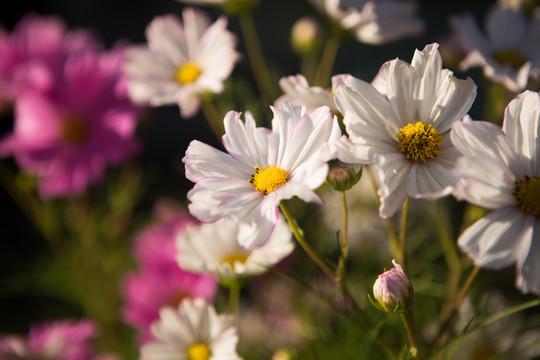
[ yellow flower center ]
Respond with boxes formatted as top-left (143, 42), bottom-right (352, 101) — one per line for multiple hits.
top-left (187, 343), bottom-right (211, 360)
top-left (61, 115), bottom-right (89, 145)
top-left (176, 62), bottom-right (202, 84)
top-left (514, 175), bottom-right (540, 217)
top-left (249, 166), bottom-right (289, 195)
top-left (397, 121), bottom-right (443, 163)
top-left (493, 49), bottom-right (527, 68)
top-left (220, 252), bottom-right (249, 270)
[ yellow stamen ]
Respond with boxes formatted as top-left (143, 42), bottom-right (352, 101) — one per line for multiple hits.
top-left (514, 175), bottom-right (540, 217)
top-left (220, 253), bottom-right (249, 270)
top-left (397, 121), bottom-right (443, 163)
top-left (187, 343), bottom-right (211, 360)
top-left (176, 62), bottom-right (202, 84)
top-left (249, 166), bottom-right (289, 195)
top-left (61, 115), bottom-right (89, 145)
top-left (493, 49), bottom-right (526, 68)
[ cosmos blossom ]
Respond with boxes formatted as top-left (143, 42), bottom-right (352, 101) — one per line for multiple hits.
top-left (0, 46), bottom-right (140, 199)
top-left (451, 90), bottom-right (540, 295)
top-left (177, 217), bottom-right (294, 280)
top-left (141, 298), bottom-right (241, 360)
top-left (334, 43), bottom-right (477, 218)
top-left (308, 0), bottom-right (424, 44)
top-left (183, 101), bottom-right (341, 248)
top-left (450, 1), bottom-right (540, 92)
top-left (124, 7), bottom-right (240, 118)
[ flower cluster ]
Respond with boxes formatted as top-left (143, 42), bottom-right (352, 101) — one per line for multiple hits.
top-left (2, 1), bottom-right (540, 360)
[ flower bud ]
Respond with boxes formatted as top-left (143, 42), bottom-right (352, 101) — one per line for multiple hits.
top-left (326, 161), bottom-right (362, 192)
top-left (370, 259), bottom-right (413, 313)
top-left (291, 16), bottom-right (323, 56)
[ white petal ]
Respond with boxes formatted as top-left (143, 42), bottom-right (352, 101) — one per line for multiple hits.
top-left (237, 211), bottom-right (278, 249)
top-left (451, 116), bottom-right (523, 176)
top-left (411, 43), bottom-right (442, 124)
top-left (516, 220), bottom-right (540, 295)
top-left (374, 153), bottom-right (410, 218)
top-left (485, 4), bottom-right (526, 49)
top-left (335, 75), bottom-right (401, 137)
top-left (453, 155), bottom-right (516, 209)
top-left (503, 90), bottom-right (540, 175)
top-left (183, 140), bottom-right (251, 182)
top-left (428, 71), bottom-right (477, 133)
top-left (381, 59), bottom-right (417, 125)
top-left (223, 111), bottom-right (270, 168)
top-left (458, 207), bottom-right (529, 269)
top-left (280, 105), bottom-right (335, 171)
top-left (146, 15), bottom-right (187, 65)
top-left (406, 160), bottom-right (455, 199)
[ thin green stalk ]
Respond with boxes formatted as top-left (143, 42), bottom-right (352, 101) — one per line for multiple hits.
top-left (228, 282), bottom-right (241, 317)
top-left (314, 35), bottom-right (341, 87)
top-left (398, 197), bottom-right (409, 269)
top-left (201, 100), bottom-right (225, 140)
top-left (336, 190), bottom-right (349, 282)
top-left (432, 265), bottom-right (481, 349)
top-left (401, 312), bottom-right (418, 358)
top-left (279, 202), bottom-right (335, 280)
top-left (237, 12), bottom-right (276, 106)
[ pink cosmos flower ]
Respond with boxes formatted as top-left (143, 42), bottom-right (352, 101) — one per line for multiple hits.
top-left (0, 45), bottom-right (141, 199)
top-left (0, 13), bottom-right (101, 107)
top-left (122, 204), bottom-right (218, 343)
top-left (0, 319), bottom-right (116, 360)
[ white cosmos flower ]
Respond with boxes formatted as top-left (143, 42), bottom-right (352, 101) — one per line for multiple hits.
top-left (450, 2), bottom-right (540, 92)
top-left (334, 43), bottom-right (477, 218)
top-left (177, 217), bottom-right (294, 280)
top-left (308, 0), bottom-right (424, 44)
top-left (124, 8), bottom-right (240, 118)
top-left (274, 74), bottom-right (347, 114)
top-left (183, 102), bottom-right (341, 249)
top-left (141, 298), bottom-right (241, 360)
top-left (450, 90), bottom-right (540, 295)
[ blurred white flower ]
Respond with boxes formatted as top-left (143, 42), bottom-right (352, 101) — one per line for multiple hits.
top-left (334, 43), bottom-right (477, 218)
top-left (275, 74), bottom-right (346, 114)
top-left (308, 0), bottom-right (424, 44)
top-left (177, 217), bottom-right (294, 280)
top-left (451, 90), bottom-right (540, 295)
top-left (450, 2), bottom-right (540, 92)
top-left (141, 298), bottom-right (241, 360)
top-left (183, 102), bottom-right (341, 248)
top-left (124, 8), bottom-right (240, 118)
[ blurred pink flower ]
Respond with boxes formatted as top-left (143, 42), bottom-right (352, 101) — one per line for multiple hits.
top-left (122, 205), bottom-right (218, 343)
top-left (0, 13), bottom-right (101, 106)
top-left (0, 319), bottom-right (116, 360)
top-left (0, 45), bottom-right (141, 198)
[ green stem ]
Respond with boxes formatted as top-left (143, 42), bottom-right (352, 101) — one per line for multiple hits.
top-left (400, 312), bottom-right (418, 358)
top-left (314, 35), bottom-right (341, 87)
top-left (279, 202), bottom-right (335, 280)
top-left (201, 99), bottom-right (225, 140)
top-left (398, 197), bottom-right (409, 269)
top-left (228, 282), bottom-right (241, 317)
top-left (432, 265), bottom-right (481, 349)
top-left (237, 12), bottom-right (276, 107)
top-left (336, 191), bottom-right (349, 282)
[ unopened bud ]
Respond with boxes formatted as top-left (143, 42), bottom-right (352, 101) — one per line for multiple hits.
top-left (370, 259), bottom-right (413, 313)
top-left (291, 16), bottom-right (323, 56)
top-left (326, 162), bottom-right (362, 191)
